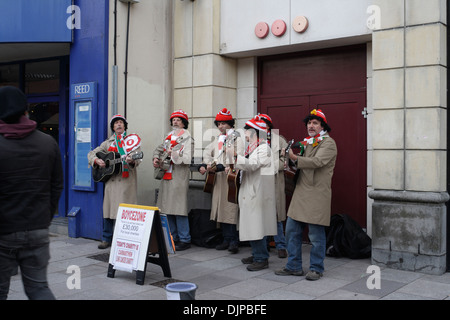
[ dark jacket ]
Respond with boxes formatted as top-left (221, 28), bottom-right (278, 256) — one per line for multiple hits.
top-left (0, 120), bottom-right (63, 235)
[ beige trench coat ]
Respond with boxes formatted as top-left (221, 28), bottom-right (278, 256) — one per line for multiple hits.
top-left (287, 136), bottom-right (337, 226)
top-left (153, 130), bottom-right (192, 216)
top-left (203, 133), bottom-right (245, 224)
top-left (235, 143), bottom-right (277, 241)
top-left (87, 135), bottom-right (141, 219)
top-left (271, 132), bottom-right (288, 222)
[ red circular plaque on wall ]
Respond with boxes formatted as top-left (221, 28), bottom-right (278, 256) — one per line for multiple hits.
top-left (271, 19), bottom-right (286, 37)
top-left (255, 22), bottom-right (269, 38)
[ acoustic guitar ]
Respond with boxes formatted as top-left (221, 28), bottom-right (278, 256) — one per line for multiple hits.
top-left (227, 164), bottom-right (240, 204)
top-left (93, 151), bottom-right (144, 183)
top-left (203, 162), bottom-right (217, 193)
top-left (225, 131), bottom-right (241, 204)
top-left (284, 139), bottom-right (299, 196)
top-left (154, 135), bottom-right (190, 180)
top-left (203, 131), bottom-right (240, 194)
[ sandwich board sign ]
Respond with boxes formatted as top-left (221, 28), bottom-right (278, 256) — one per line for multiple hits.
top-left (107, 203), bottom-right (171, 285)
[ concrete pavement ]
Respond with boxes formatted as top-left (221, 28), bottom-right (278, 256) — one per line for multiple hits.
top-left (6, 232), bottom-right (450, 301)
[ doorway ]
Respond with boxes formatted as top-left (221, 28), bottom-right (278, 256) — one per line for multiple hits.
top-left (258, 45), bottom-right (367, 227)
top-left (0, 57), bottom-right (69, 218)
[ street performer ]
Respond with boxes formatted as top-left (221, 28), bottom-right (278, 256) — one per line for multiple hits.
top-left (231, 115), bottom-right (277, 271)
top-left (199, 108), bottom-right (244, 253)
top-left (275, 109), bottom-right (337, 280)
top-left (153, 110), bottom-right (193, 251)
top-left (88, 114), bottom-right (142, 249)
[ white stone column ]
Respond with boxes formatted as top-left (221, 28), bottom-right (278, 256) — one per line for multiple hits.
top-left (370, 0), bottom-right (448, 274)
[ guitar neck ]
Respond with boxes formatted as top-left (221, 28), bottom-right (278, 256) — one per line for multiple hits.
top-left (110, 155), bottom-right (127, 165)
top-left (110, 152), bottom-right (141, 165)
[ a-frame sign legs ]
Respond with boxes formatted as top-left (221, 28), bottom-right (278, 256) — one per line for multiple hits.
top-left (136, 211), bottom-right (172, 285)
top-left (107, 206), bottom-right (172, 285)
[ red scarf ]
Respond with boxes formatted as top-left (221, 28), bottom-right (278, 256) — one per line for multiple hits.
top-left (299, 131), bottom-right (327, 154)
top-left (162, 129), bottom-right (184, 180)
top-left (245, 138), bottom-right (263, 157)
top-left (107, 133), bottom-right (141, 178)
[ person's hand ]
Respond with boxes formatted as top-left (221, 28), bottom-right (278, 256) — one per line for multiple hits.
top-left (199, 166), bottom-right (207, 175)
top-left (153, 158), bottom-right (160, 168)
top-left (289, 149), bottom-right (298, 161)
top-left (125, 155), bottom-right (135, 165)
top-left (95, 158), bottom-right (106, 168)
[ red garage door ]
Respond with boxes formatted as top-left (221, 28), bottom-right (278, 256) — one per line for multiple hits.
top-left (258, 44), bottom-right (367, 227)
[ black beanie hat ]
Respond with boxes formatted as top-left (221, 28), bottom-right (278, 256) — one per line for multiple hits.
top-left (0, 86), bottom-right (27, 121)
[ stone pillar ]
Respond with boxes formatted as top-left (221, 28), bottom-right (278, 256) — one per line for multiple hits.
top-left (370, 0), bottom-right (447, 274)
top-left (173, 0), bottom-right (236, 157)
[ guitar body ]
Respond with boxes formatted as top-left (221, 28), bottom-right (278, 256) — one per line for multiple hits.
top-left (203, 171), bottom-right (216, 193)
top-left (93, 151), bottom-right (144, 183)
top-left (227, 167), bottom-right (240, 204)
top-left (154, 136), bottom-right (190, 180)
top-left (283, 139), bottom-right (299, 196)
top-left (154, 158), bottom-right (171, 180)
top-left (93, 152), bottom-right (121, 183)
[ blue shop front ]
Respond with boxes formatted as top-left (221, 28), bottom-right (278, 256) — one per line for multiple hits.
top-left (0, 0), bottom-right (110, 240)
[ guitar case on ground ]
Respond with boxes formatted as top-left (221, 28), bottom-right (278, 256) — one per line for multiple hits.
top-left (188, 209), bottom-right (223, 248)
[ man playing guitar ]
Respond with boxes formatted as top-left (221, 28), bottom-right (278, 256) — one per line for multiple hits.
top-left (152, 110), bottom-right (192, 251)
top-left (88, 114), bottom-right (142, 249)
top-left (199, 108), bottom-right (244, 253)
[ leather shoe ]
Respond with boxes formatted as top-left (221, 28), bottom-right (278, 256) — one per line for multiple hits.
top-left (241, 256), bottom-right (254, 264)
top-left (175, 241), bottom-right (191, 251)
top-left (228, 243), bottom-right (239, 254)
top-left (215, 242), bottom-right (229, 250)
top-left (247, 260), bottom-right (268, 271)
top-left (98, 241), bottom-right (111, 249)
top-left (277, 249), bottom-right (287, 258)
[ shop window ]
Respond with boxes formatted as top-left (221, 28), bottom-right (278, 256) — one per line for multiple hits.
top-left (0, 64), bottom-right (20, 87)
top-left (28, 101), bottom-right (59, 142)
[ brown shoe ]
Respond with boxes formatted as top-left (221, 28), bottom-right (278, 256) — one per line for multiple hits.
top-left (241, 256), bottom-right (254, 264)
top-left (305, 270), bottom-right (323, 281)
top-left (98, 241), bottom-right (111, 249)
top-left (275, 267), bottom-right (304, 276)
top-left (277, 249), bottom-right (287, 258)
top-left (246, 260), bottom-right (268, 271)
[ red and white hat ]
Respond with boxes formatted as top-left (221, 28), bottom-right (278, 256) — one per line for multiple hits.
top-left (170, 109), bottom-right (189, 121)
top-left (310, 109), bottom-right (327, 123)
top-left (110, 114), bottom-right (128, 130)
top-left (215, 108), bottom-right (233, 122)
top-left (258, 113), bottom-right (272, 124)
top-left (245, 114), bottom-right (268, 132)
top-left (110, 114), bottom-right (127, 125)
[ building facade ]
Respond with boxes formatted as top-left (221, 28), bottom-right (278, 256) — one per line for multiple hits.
top-left (0, 0), bottom-right (447, 274)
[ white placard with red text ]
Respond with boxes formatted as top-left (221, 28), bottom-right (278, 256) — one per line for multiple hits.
top-left (108, 204), bottom-right (156, 273)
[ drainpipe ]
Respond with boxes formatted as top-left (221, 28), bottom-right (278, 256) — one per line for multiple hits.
top-left (112, 0), bottom-right (118, 115)
top-left (118, 0), bottom-right (139, 118)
